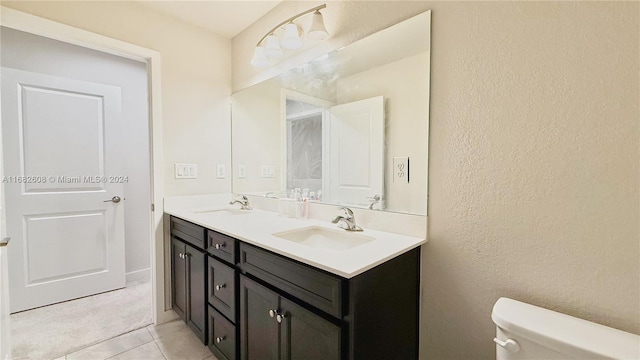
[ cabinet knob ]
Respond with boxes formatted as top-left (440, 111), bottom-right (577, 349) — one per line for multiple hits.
top-left (178, 253), bottom-right (184, 259)
top-left (214, 243), bottom-right (225, 250)
top-left (216, 336), bottom-right (225, 344)
top-left (215, 284), bottom-right (226, 291)
top-left (276, 313), bottom-right (286, 324)
top-left (269, 309), bottom-right (277, 318)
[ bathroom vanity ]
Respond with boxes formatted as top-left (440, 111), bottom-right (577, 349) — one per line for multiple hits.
top-left (166, 8), bottom-right (431, 360)
top-left (166, 206), bottom-right (425, 360)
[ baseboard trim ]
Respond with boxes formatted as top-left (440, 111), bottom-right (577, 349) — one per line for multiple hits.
top-left (126, 268), bottom-right (151, 284)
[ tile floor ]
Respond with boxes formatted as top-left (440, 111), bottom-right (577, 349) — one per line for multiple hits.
top-left (52, 320), bottom-right (217, 360)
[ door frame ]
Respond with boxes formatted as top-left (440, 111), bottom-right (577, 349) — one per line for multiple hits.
top-left (279, 89), bottom-right (333, 196)
top-left (0, 7), bottom-right (171, 324)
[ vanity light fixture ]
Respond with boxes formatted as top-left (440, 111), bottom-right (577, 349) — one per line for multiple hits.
top-left (251, 4), bottom-right (329, 67)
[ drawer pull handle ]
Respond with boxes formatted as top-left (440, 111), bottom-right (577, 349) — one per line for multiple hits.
top-left (214, 243), bottom-right (225, 250)
top-left (269, 309), bottom-right (277, 318)
top-left (215, 284), bottom-right (226, 291)
top-left (276, 313), bottom-right (286, 324)
top-left (216, 336), bottom-right (225, 344)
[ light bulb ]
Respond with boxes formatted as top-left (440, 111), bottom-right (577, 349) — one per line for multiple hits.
top-left (307, 10), bottom-right (329, 41)
top-left (250, 46), bottom-right (269, 67)
top-left (264, 34), bottom-right (283, 58)
top-left (281, 23), bottom-right (303, 50)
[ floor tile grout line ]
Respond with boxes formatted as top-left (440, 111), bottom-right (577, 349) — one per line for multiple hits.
top-left (145, 325), bottom-right (157, 340)
top-left (63, 328), bottom-right (155, 360)
top-left (152, 341), bottom-right (168, 360)
top-left (62, 324), bottom-right (154, 358)
top-left (102, 339), bottom-right (156, 360)
top-left (153, 339), bottom-right (170, 360)
top-left (103, 340), bottom-right (157, 360)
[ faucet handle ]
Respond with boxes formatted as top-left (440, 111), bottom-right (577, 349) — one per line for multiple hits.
top-left (337, 206), bottom-right (354, 217)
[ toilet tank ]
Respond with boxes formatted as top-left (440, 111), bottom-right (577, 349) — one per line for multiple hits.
top-left (492, 298), bottom-right (640, 360)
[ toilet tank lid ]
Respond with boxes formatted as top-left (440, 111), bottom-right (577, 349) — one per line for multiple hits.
top-left (492, 297), bottom-right (640, 359)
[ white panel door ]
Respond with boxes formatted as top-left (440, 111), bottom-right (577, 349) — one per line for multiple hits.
top-left (0, 89), bottom-right (10, 358)
top-left (0, 185), bottom-right (10, 358)
top-left (1, 68), bottom-right (126, 313)
top-left (328, 96), bottom-right (384, 207)
top-left (0, 242), bottom-right (9, 360)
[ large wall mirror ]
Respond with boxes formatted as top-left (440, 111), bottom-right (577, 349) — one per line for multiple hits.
top-left (232, 10), bottom-right (430, 216)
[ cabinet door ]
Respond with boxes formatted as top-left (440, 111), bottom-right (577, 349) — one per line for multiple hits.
top-left (208, 256), bottom-right (236, 321)
top-left (240, 276), bottom-right (279, 360)
top-left (209, 305), bottom-right (237, 360)
top-left (280, 298), bottom-right (341, 360)
top-left (185, 243), bottom-right (206, 343)
top-left (171, 237), bottom-right (186, 321)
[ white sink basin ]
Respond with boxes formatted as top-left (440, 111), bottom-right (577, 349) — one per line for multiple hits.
top-left (193, 208), bottom-right (250, 216)
top-left (272, 226), bottom-right (374, 251)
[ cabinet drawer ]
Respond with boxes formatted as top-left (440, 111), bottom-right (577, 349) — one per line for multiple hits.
top-left (208, 256), bottom-right (236, 321)
top-left (207, 230), bottom-right (236, 264)
top-left (208, 305), bottom-right (237, 360)
top-left (239, 243), bottom-right (343, 318)
top-left (171, 217), bottom-right (206, 250)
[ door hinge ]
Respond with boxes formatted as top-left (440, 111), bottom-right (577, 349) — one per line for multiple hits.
top-left (151, 203), bottom-right (155, 211)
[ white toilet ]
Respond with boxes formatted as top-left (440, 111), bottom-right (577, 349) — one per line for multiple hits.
top-left (492, 297), bottom-right (640, 359)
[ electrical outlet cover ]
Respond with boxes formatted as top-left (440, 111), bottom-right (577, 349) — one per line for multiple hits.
top-left (393, 157), bottom-right (409, 183)
top-left (216, 164), bottom-right (225, 179)
top-left (238, 165), bottom-right (246, 178)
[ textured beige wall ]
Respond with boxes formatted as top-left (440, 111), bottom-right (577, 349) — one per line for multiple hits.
top-left (424, 2), bottom-right (639, 358)
top-left (2, 0), bottom-right (232, 196)
top-left (234, 1), bottom-right (640, 359)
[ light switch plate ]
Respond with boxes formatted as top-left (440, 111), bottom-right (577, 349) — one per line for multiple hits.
top-left (238, 165), bottom-right (246, 178)
top-left (260, 165), bottom-right (275, 178)
top-left (393, 157), bottom-right (409, 183)
top-left (216, 164), bottom-right (225, 179)
top-left (175, 163), bottom-right (197, 179)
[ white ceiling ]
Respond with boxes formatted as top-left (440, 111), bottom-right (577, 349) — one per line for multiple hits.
top-left (136, 0), bottom-right (282, 39)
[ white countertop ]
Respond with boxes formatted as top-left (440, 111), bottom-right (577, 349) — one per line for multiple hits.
top-left (165, 204), bottom-right (426, 278)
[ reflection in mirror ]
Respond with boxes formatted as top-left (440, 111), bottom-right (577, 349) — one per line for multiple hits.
top-left (232, 10), bottom-right (430, 215)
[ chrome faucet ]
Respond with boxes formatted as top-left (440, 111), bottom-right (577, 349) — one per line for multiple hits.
top-left (331, 207), bottom-right (363, 232)
top-left (229, 195), bottom-right (252, 210)
top-left (264, 192), bottom-right (278, 199)
top-left (367, 195), bottom-right (381, 210)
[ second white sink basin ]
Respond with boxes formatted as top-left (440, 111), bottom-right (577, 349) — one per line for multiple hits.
top-left (272, 226), bottom-right (374, 251)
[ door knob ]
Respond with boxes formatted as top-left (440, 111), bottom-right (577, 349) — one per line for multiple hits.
top-left (104, 196), bottom-right (122, 203)
top-left (0, 237), bottom-right (10, 247)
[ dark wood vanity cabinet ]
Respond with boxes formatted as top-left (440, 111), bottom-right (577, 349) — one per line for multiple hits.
top-left (205, 229), bottom-right (239, 360)
top-left (170, 218), bottom-right (207, 344)
top-left (208, 305), bottom-right (237, 360)
top-left (239, 275), bottom-right (341, 360)
top-left (171, 237), bottom-right (206, 342)
top-left (169, 215), bottom-right (420, 360)
top-left (238, 242), bottom-right (419, 360)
